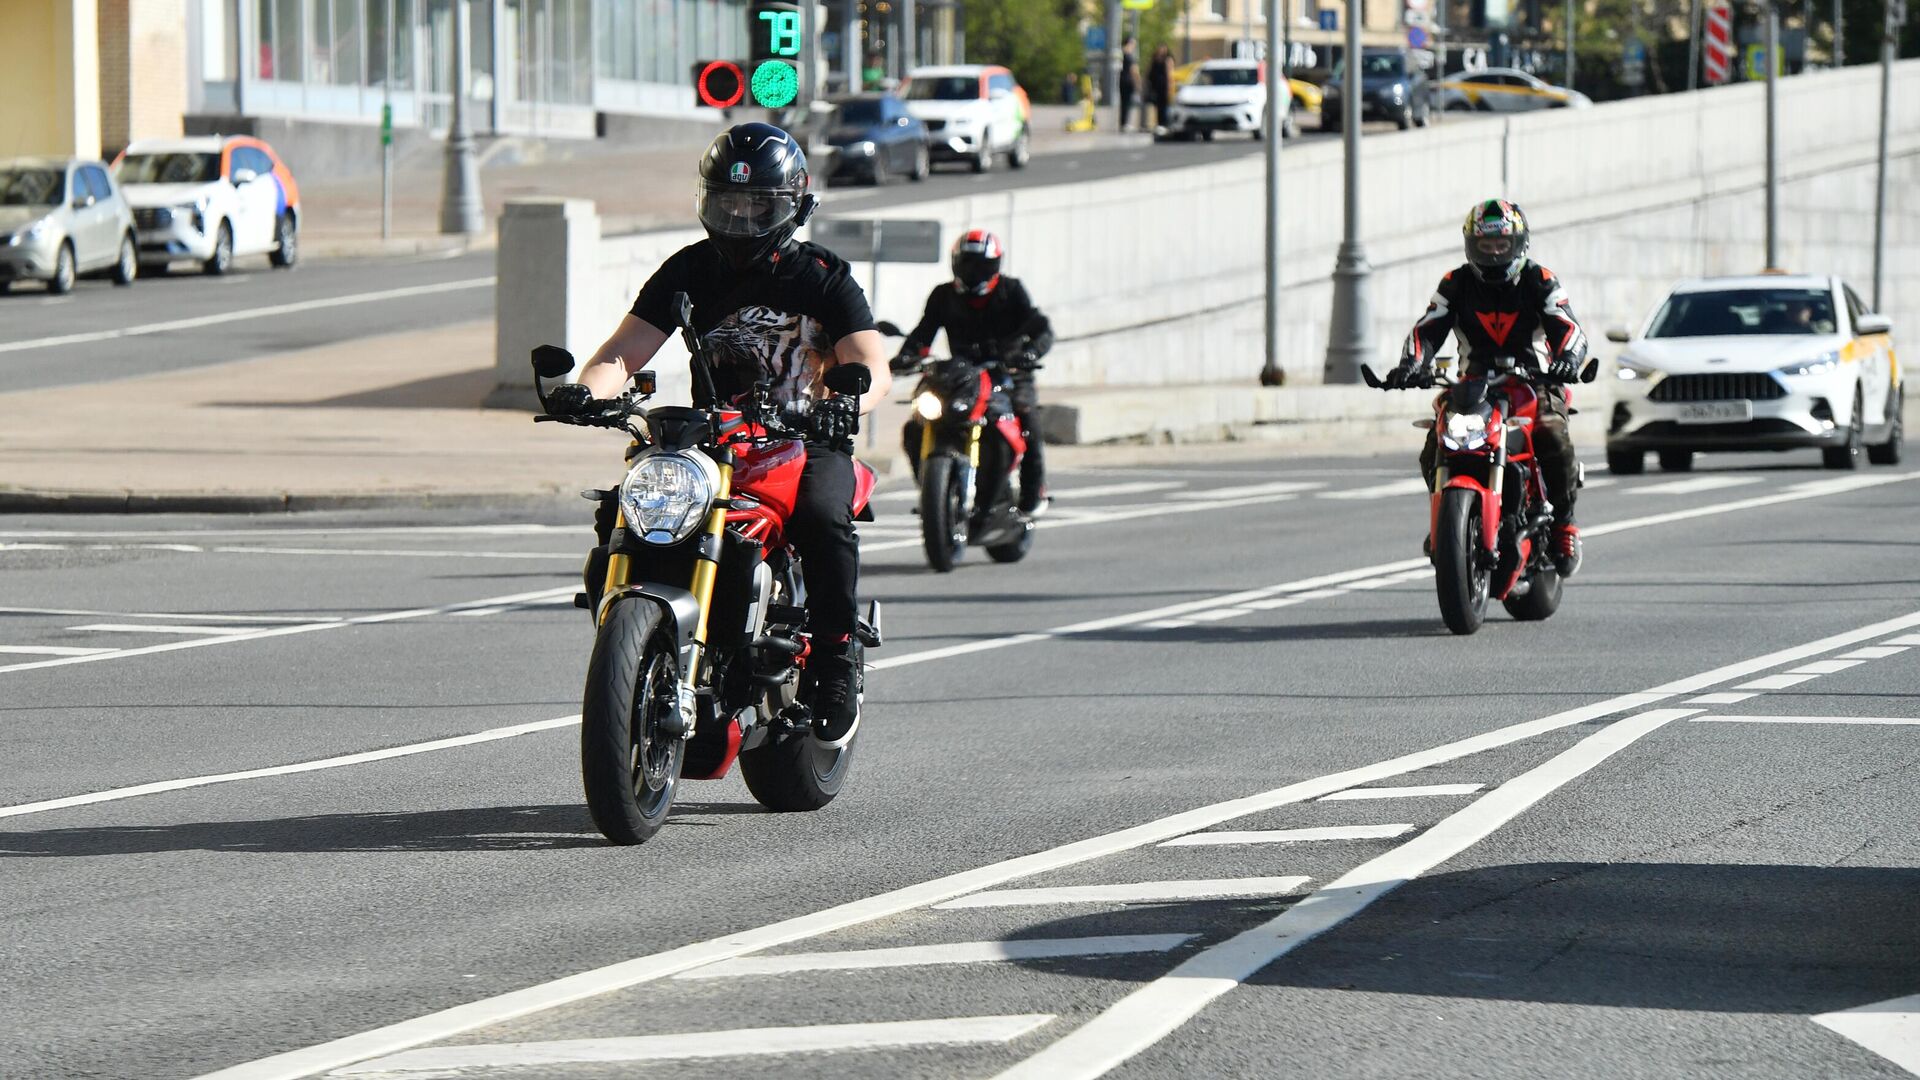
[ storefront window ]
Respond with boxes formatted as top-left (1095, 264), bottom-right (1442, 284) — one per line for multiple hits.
top-left (367, 0), bottom-right (416, 88)
top-left (256, 0), bottom-right (304, 81)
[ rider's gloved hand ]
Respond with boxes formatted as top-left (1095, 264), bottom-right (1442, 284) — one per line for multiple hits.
top-left (1011, 349), bottom-right (1043, 371)
top-left (1384, 363), bottom-right (1420, 390)
top-left (807, 395), bottom-right (860, 444)
top-left (546, 383), bottom-right (598, 417)
top-left (889, 351), bottom-right (920, 375)
top-left (1548, 355), bottom-right (1581, 383)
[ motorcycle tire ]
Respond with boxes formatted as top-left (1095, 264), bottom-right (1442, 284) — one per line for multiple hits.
top-left (920, 453), bottom-right (968, 573)
top-left (740, 723), bottom-right (856, 812)
top-left (580, 598), bottom-right (685, 845)
top-left (986, 519), bottom-right (1034, 563)
top-left (1502, 564), bottom-right (1562, 621)
top-left (1434, 488), bottom-right (1491, 636)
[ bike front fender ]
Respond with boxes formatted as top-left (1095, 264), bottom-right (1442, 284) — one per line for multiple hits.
top-left (1434, 475), bottom-right (1500, 552)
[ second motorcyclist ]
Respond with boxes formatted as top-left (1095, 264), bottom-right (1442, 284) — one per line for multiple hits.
top-left (1386, 198), bottom-right (1589, 576)
top-left (891, 230), bottom-right (1054, 516)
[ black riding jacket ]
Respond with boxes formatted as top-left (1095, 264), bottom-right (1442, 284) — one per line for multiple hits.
top-left (901, 276), bottom-right (1054, 366)
top-left (1400, 260), bottom-right (1589, 375)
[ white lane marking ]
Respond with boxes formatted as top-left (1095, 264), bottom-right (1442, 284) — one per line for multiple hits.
top-left (876, 480), bottom-right (1181, 502)
top-left (1687, 691), bottom-right (1759, 705)
top-left (1242, 596), bottom-right (1306, 610)
top-left (1289, 588), bottom-right (1349, 600)
top-left (1319, 783), bottom-right (1483, 801)
top-left (68, 623), bottom-right (262, 636)
top-left (1788, 659), bottom-right (1868, 675)
top-left (0, 524), bottom-right (584, 541)
top-left (0, 715), bottom-right (581, 821)
top-left (1160, 824), bottom-right (1416, 848)
top-left (0, 585), bottom-right (573, 677)
top-left (1885, 634), bottom-right (1920, 646)
top-left (1625, 475), bottom-right (1765, 496)
top-left (675, 935), bottom-right (1195, 980)
top-left (1169, 480), bottom-right (1323, 500)
top-left (0, 645), bottom-right (115, 656)
top-left (182, 610), bottom-right (1920, 1080)
top-left (1582, 472), bottom-right (1920, 539)
top-left (1316, 478), bottom-right (1429, 500)
top-left (331, 1016), bottom-right (1057, 1075)
top-left (1812, 993), bottom-right (1920, 1075)
top-left (1838, 646), bottom-right (1911, 660)
top-left (934, 877), bottom-right (1313, 910)
top-left (29, 543), bottom-right (580, 561)
top-left (1736, 673), bottom-right (1822, 691)
top-left (1181, 607), bottom-right (1254, 623)
top-left (0, 277), bottom-right (495, 355)
top-left (0, 605), bottom-right (338, 624)
top-left (1691, 714), bottom-right (1920, 727)
top-left (990, 708), bottom-right (1700, 1080)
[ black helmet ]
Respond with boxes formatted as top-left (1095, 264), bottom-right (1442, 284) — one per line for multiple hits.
top-left (950, 229), bottom-right (1002, 296)
top-left (697, 123), bottom-right (817, 270)
top-left (1462, 198), bottom-right (1530, 284)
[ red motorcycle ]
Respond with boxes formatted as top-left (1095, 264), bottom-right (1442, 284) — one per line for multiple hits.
top-left (1365, 355), bottom-right (1594, 635)
top-left (533, 292), bottom-right (881, 845)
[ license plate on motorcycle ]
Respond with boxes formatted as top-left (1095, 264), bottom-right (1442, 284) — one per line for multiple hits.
top-left (1675, 401), bottom-right (1752, 424)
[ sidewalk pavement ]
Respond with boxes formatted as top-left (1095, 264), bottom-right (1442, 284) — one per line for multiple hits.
top-left (298, 104), bottom-right (1152, 261)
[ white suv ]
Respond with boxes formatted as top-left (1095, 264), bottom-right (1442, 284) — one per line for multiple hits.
top-left (1164, 59), bottom-right (1293, 141)
top-left (1606, 274), bottom-right (1901, 472)
top-left (901, 65), bottom-right (1031, 173)
top-left (115, 136), bottom-right (301, 275)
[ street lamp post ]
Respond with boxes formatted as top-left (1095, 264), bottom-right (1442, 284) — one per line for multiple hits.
top-left (1260, 0), bottom-right (1285, 386)
top-left (1324, 0), bottom-right (1373, 385)
top-left (1873, 0), bottom-right (1902, 308)
top-left (439, 0), bottom-right (483, 236)
top-left (1565, 0), bottom-right (1575, 87)
top-left (1763, 0), bottom-right (1780, 268)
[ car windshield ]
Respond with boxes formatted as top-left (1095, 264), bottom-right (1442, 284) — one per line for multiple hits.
top-left (1333, 54), bottom-right (1406, 78)
top-left (1647, 288), bottom-right (1839, 337)
top-left (836, 100), bottom-right (883, 125)
top-left (0, 167), bottom-right (63, 206)
top-left (116, 152), bottom-right (220, 184)
top-left (904, 76), bottom-right (978, 101)
top-left (1198, 67), bottom-right (1260, 86)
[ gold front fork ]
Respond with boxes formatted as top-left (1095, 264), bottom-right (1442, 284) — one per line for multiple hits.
top-left (601, 510), bottom-right (631, 616)
top-left (966, 423), bottom-right (982, 468)
top-left (683, 461), bottom-right (733, 685)
top-left (920, 421), bottom-right (937, 463)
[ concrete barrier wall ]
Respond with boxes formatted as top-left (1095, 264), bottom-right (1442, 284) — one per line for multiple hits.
top-left (496, 59), bottom-right (1920, 405)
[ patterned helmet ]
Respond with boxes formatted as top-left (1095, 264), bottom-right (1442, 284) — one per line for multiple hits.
top-left (1463, 199), bottom-right (1530, 284)
top-left (951, 229), bottom-right (1002, 296)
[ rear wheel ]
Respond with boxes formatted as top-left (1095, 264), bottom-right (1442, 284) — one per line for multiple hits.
top-left (986, 520), bottom-right (1035, 563)
top-left (919, 453), bottom-right (968, 572)
top-left (1823, 385), bottom-right (1866, 470)
top-left (1657, 449), bottom-right (1694, 473)
top-left (111, 233), bottom-right (137, 285)
top-left (1434, 488), bottom-right (1490, 636)
top-left (740, 620), bottom-right (856, 813)
top-left (1868, 385), bottom-right (1903, 465)
top-left (580, 599), bottom-right (684, 845)
top-left (1503, 564), bottom-right (1563, 621)
top-left (1606, 447), bottom-right (1645, 475)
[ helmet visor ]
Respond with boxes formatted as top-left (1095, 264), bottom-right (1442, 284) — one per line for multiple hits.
top-left (697, 181), bottom-right (801, 239)
top-left (1472, 235), bottom-right (1516, 260)
top-left (952, 251), bottom-right (999, 288)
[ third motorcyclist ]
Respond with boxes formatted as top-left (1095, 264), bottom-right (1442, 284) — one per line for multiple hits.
top-left (891, 230), bottom-right (1054, 515)
top-left (1386, 199), bottom-right (1588, 576)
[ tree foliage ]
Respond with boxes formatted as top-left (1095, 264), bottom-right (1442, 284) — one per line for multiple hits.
top-left (962, 0), bottom-right (1088, 102)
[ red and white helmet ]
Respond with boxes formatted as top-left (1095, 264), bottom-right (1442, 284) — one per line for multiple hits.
top-left (951, 229), bottom-right (1002, 296)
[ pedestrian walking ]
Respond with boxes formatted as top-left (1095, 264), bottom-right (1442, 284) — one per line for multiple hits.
top-left (1148, 45), bottom-right (1174, 134)
top-left (1119, 37), bottom-right (1140, 132)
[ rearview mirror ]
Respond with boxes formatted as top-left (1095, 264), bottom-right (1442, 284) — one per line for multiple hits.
top-left (1605, 324), bottom-right (1631, 344)
top-left (824, 363), bottom-right (873, 396)
top-left (673, 291), bottom-right (695, 331)
top-left (531, 344), bottom-right (575, 380)
top-left (874, 320), bottom-right (903, 337)
top-left (232, 168), bottom-right (258, 186)
top-left (1857, 313), bottom-right (1893, 336)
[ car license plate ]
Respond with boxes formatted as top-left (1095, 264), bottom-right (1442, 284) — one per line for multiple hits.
top-left (1675, 401), bottom-right (1753, 424)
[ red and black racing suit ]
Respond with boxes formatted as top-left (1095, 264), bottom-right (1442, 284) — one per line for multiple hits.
top-left (1400, 260), bottom-right (1590, 525)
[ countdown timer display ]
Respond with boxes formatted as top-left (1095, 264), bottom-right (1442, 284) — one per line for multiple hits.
top-left (692, 3), bottom-right (805, 109)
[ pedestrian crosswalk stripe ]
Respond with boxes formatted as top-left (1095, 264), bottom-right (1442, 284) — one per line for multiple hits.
top-left (1161, 824), bottom-right (1417, 847)
top-left (1319, 783), bottom-right (1483, 801)
top-left (935, 877), bottom-right (1311, 909)
top-left (676, 934), bottom-right (1195, 979)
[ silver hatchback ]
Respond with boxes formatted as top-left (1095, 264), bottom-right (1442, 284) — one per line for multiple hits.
top-left (0, 157), bottom-right (139, 294)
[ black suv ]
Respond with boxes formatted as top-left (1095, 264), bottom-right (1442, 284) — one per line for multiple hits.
top-left (1321, 49), bottom-right (1433, 131)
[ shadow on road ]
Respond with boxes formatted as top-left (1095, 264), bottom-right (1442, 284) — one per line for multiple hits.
top-left (0, 803), bottom-right (606, 856)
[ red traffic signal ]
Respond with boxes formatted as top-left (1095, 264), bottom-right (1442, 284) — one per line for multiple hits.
top-left (694, 60), bottom-right (746, 108)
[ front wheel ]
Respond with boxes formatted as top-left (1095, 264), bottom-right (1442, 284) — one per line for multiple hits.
top-left (1009, 129), bottom-right (1031, 169)
top-left (1434, 488), bottom-right (1491, 636)
top-left (1868, 385), bottom-right (1903, 465)
top-left (920, 453), bottom-right (968, 573)
top-left (580, 599), bottom-right (685, 845)
top-left (269, 212), bottom-right (298, 268)
top-left (1823, 385), bottom-right (1866, 470)
top-left (202, 221), bottom-right (233, 276)
top-left (909, 144), bottom-right (930, 181)
top-left (1502, 564), bottom-right (1562, 621)
top-left (1606, 447), bottom-right (1645, 475)
top-left (111, 233), bottom-right (138, 285)
top-left (48, 242), bottom-right (76, 295)
top-left (1657, 449), bottom-right (1694, 473)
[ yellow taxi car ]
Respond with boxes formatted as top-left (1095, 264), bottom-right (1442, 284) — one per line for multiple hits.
top-left (1436, 66), bottom-right (1590, 111)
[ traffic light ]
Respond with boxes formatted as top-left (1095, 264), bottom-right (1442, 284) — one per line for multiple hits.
top-left (691, 2), bottom-right (807, 110)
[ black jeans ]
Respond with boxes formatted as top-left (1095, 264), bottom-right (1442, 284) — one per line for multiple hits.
top-left (786, 444), bottom-right (860, 641)
top-left (1419, 386), bottom-right (1579, 525)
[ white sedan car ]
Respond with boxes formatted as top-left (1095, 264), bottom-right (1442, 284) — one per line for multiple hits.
top-left (1605, 274), bottom-right (1901, 473)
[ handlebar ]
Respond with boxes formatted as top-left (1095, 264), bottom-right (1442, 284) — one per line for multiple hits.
top-left (1362, 356), bottom-right (1599, 391)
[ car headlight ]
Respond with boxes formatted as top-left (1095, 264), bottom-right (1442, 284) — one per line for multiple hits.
top-left (852, 140), bottom-right (876, 157)
top-left (1390, 85), bottom-right (1405, 102)
top-left (11, 220), bottom-right (47, 245)
top-left (1615, 358), bottom-right (1659, 381)
top-left (1441, 410), bottom-right (1491, 451)
top-left (913, 391), bottom-right (944, 421)
top-left (620, 451), bottom-right (717, 545)
top-left (1778, 351), bottom-right (1841, 376)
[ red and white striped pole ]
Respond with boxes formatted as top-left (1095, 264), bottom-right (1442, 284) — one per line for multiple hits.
top-left (1703, 0), bottom-right (1735, 85)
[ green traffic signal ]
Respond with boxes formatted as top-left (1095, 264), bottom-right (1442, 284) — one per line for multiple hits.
top-left (751, 60), bottom-right (799, 108)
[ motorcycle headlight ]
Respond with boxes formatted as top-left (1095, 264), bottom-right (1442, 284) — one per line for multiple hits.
top-left (1441, 410), bottom-right (1491, 451)
top-left (1777, 350), bottom-right (1841, 376)
top-left (913, 391), bottom-right (944, 420)
top-left (620, 452), bottom-right (717, 545)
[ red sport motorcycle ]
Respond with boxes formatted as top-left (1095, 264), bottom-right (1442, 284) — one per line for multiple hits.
top-left (533, 292), bottom-right (882, 845)
top-left (1365, 355), bottom-right (1595, 635)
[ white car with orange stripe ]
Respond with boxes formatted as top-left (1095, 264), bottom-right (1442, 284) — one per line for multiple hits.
top-left (1604, 274), bottom-right (1901, 473)
top-left (1437, 67), bottom-right (1590, 112)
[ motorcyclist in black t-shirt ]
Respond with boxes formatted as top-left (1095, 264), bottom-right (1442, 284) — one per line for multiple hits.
top-left (547, 122), bottom-right (891, 747)
top-left (1384, 198), bottom-right (1587, 576)
top-left (890, 230), bottom-right (1054, 515)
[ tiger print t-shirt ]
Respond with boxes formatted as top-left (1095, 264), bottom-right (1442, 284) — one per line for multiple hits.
top-left (630, 239), bottom-right (875, 407)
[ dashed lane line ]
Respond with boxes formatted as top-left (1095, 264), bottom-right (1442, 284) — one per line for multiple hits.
top-left (932, 877), bottom-right (1313, 910)
top-left (329, 1016), bottom-right (1058, 1076)
top-left (1160, 824), bottom-right (1417, 848)
top-left (1624, 475), bottom-right (1766, 496)
top-left (182, 608), bottom-right (1920, 1080)
top-left (68, 623), bottom-right (265, 636)
top-left (0, 645), bottom-right (114, 656)
top-left (0, 606), bottom-right (336, 623)
top-left (1318, 782), bottom-right (1484, 801)
top-left (1691, 714), bottom-right (1920, 726)
top-left (674, 935), bottom-right (1196, 979)
top-left (990, 707), bottom-right (1703, 1080)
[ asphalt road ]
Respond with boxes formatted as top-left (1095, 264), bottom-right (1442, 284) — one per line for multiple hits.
top-left (3, 447), bottom-right (1918, 1080)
